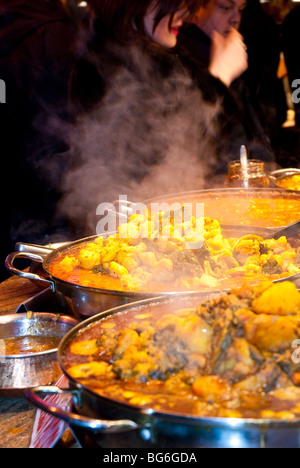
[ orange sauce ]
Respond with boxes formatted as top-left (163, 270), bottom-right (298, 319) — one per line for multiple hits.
top-left (277, 175), bottom-right (300, 191)
top-left (201, 196), bottom-right (300, 226)
top-left (2, 335), bottom-right (60, 355)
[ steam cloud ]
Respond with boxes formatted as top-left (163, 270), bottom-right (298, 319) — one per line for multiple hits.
top-left (56, 44), bottom-right (224, 238)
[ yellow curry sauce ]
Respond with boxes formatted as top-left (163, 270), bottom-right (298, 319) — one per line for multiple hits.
top-left (276, 175), bottom-right (300, 192)
top-left (164, 194), bottom-right (300, 227)
top-left (49, 212), bottom-right (300, 293)
top-left (62, 282), bottom-right (300, 420)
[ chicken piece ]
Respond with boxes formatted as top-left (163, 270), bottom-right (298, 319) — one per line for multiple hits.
top-left (251, 282), bottom-right (300, 316)
top-left (78, 249), bottom-right (101, 270)
top-left (108, 261), bottom-right (129, 278)
top-left (94, 237), bottom-right (104, 248)
top-left (101, 241), bottom-right (121, 263)
top-left (120, 273), bottom-right (147, 290)
top-left (231, 235), bottom-right (263, 265)
top-left (138, 251), bottom-right (157, 267)
top-left (217, 337), bottom-right (260, 379)
top-left (214, 253), bottom-right (239, 270)
top-left (132, 267), bottom-right (153, 284)
top-left (152, 258), bottom-right (174, 282)
top-left (234, 359), bottom-right (282, 393)
top-left (204, 218), bottom-right (222, 240)
top-left (118, 222), bottom-right (141, 244)
top-left (117, 251), bottom-right (139, 272)
top-left (155, 314), bottom-right (213, 355)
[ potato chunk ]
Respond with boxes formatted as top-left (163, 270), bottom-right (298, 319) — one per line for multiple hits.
top-left (70, 339), bottom-right (99, 356)
top-left (244, 314), bottom-right (300, 352)
top-left (192, 375), bottom-right (230, 401)
top-left (251, 282), bottom-right (300, 316)
top-left (67, 361), bottom-right (111, 379)
top-left (78, 249), bottom-right (101, 270)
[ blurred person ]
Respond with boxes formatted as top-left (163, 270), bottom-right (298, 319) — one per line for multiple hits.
top-left (0, 0), bottom-right (78, 280)
top-left (239, 0), bottom-right (287, 160)
top-left (176, 0), bottom-right (275, 170)
top-left (58, 0), bottom-right (248, 236)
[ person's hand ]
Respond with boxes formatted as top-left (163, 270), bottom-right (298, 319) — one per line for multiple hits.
top-left (209, 27), bottom-right (248, 87)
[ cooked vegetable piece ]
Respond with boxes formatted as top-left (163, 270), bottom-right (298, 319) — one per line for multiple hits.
top-left (64, 282), bottom-right (300, 419)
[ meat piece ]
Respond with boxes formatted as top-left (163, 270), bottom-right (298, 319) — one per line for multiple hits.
top-left (261, 258), bottom-right (283, 275)
top-left (155, 313), bottom-right (213, 355)
top-left (216, 337), bottom-right (260, 380)
top-left (170, 249), bottom-right (203, 277)
top-left (235, 359), bottom-right (283, 393)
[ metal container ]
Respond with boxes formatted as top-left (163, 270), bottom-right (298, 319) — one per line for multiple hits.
top-left (270, 168), bottom-right (300, 191)
top-left (6, 188), bottom-right (300, 319)
top-left (25, 294), bottom-right (300, 448)
top-left (0, 313), bottom-right (78, 395)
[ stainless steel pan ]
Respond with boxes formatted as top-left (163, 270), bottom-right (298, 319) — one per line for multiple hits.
top-left (6, 188), bottom-right (300, 319)
top-left (25, 293), bottom-right (300, 448)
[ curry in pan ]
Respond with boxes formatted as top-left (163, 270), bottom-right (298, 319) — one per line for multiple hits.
top-left (49, 211), bottom-right (300, 292)
top-left (63, 281), bottom-right (300, 420)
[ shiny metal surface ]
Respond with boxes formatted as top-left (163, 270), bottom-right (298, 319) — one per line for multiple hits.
top-left (270, 168), bottom-right (300, 190)
top-left (25, 295), bottom-right (300, 448)
top-left (6, 237), bottom-right (225, 319)
top-left (0, 313), bottom-right (78, 395)
top-left (6, 188), bottom-right (300, 318)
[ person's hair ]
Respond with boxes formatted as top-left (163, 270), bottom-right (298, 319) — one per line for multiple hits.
top-left (87, 0), bottom-right (204, 44)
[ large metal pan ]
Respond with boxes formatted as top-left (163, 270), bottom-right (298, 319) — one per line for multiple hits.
top-left (141, 187), bottom-right (300, 229)
top-left (5, 238), bottom-right (162, 320)
top-left (5, 188), bottom-right (300, 319)
top-left (25, 293), bottom-right (300, 448)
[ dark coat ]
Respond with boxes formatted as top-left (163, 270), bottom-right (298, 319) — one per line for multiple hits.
top-left (0, 0), bottom-right (78, 279)
top-left (176, 23), bottom-right (275, 169)
top-left (59, 36), bottom-right (230, 236)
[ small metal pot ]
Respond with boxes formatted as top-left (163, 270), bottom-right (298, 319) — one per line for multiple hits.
top-left (25, 294), bottom-right (300, 448)
top-left (0, 313), bottom-right (78, 396)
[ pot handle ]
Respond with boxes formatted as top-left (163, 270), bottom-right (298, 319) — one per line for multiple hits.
top-left (15, 242), bottom-right (54, 257)
top-left (25, 386), bottom-right (140, 433)
top-left (5, 252), bottom-right (55, 291)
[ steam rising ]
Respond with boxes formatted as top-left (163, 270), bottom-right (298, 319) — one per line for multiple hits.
top-left (56, 45), bottom-right (222, 237)
top-left (56, 44), bottom-right (224, 237)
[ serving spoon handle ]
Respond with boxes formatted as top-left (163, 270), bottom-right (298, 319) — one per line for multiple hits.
top-left (268, 220), bottom-right (300, 240)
